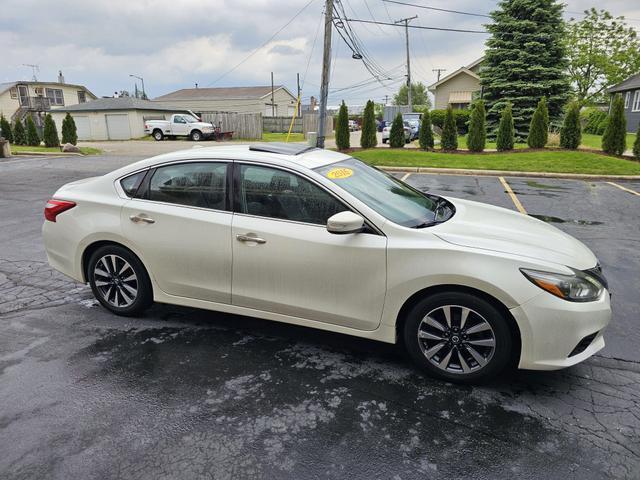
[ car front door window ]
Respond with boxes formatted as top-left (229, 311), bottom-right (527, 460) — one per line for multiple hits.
top-left (237, 164), bottom-right (345, 225)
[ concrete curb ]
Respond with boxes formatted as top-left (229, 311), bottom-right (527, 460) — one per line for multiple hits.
top-left (12, 151), bottom-right (85, 157)
top-left (378, 166), bottom-right (640, 181)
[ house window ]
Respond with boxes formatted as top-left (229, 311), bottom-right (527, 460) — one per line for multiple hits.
top-left (633, 91), bottom-right (640, 112)
top-left (45, 88), bottom-right (65, 106)
top-left (624, 91), bottom-right (630, 109)
top-left (9, 87), bottom-right (18, 99)
top-left (77, 91), bottom-right (86, 103)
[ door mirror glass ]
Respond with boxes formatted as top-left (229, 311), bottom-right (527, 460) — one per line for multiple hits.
top-left (327, 211), bottom-right (365, 234)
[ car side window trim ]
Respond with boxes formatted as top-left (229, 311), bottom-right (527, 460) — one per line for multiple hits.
top-left (124, 160), bottom-right (233, 213)
top-left (231, 161), bottom-right (383, 235)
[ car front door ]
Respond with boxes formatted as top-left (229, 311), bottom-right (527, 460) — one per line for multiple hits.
top-left (120, 161), bottom-right (232, 303)
top-left (231, 163), bottom-right (387, 331)
top-left (172, 115), bottom-right (189, 136)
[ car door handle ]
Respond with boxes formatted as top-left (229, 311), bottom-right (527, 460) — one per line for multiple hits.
top-left (236, 234), bottom-right (266, 244)
top-left (129, 214), bottom-right (155, 224)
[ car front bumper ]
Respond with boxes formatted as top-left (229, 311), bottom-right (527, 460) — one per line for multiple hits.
top-left (510, 290), bottom-right (611, 370)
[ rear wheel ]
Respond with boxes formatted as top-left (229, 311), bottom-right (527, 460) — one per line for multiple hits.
top-left (88, 245), bottom-right (153, 316)
top-left (190, 130), bottom-right (202, 141)
top-left (403, 292), bottom-right (512, 383)
top-left (152, 129), bottom-right (163, 141)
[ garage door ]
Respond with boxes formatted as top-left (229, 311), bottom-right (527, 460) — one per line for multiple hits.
top-left (73, 116), bottom-right (91, 140)
top-left (105, 114), bottom-right (131, 140)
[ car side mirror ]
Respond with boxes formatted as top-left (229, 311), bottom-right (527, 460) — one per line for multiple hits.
top-left (327, 211), bottom-right (365, 234)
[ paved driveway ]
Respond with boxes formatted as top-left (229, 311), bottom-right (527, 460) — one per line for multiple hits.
top-left (1, 155), bottom-right (638, 479)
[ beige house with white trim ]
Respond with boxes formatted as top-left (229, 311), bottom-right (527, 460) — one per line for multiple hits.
top-left (428, 57), bottom-right (484, 110)
top-left (153, 86), bottom-right (298, 116)
top-left (0, 79), bottom-right (96, 124)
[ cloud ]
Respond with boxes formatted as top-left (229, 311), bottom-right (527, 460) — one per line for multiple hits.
top-left (1, 0), bottom-right (637, 103)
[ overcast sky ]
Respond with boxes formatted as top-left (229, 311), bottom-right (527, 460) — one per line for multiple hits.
top-left (2, 0), bottom-right (639, 105)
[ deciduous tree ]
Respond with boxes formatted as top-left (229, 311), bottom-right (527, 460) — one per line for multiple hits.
top-left (393, 82), bottom-right (431, 108)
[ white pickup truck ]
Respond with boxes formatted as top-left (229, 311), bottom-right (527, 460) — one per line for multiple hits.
top-left (144, 113), bottom-right (215, 141)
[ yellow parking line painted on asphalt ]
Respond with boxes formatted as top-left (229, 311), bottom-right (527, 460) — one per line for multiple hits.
top-left (499, 177), bottom-right (527, 214)
top-left (606, 181), bottom-right (640, 196)
top-left (400, 172), bottom-right (412, 182)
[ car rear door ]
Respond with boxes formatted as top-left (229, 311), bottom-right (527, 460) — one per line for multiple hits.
top-left (230, 163), bottom-right (387, 331)
top-left (120, 161), bottom-right (232, 303)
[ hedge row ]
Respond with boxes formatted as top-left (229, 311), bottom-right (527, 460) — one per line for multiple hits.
top-left (429, 109), bottom-right (471, 134)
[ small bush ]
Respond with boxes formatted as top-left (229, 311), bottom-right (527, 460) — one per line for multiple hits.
top-left (440, 106), bottom-right (458, 150)
top-left (25, 116), bottom-right (40, 147)
top-left (602, 94), bottom-right (627, 156)
top-left (430, 108), bottom-right (471, 134)
top-left (13, 120), bottom-right (26, 145)
top-left (633, 123), bottom-right (640, 159)
top-left (0, 114), bottom-right (13, 143)
top-left (466, 100), bottom-right (486, 152)
top-left (559, 102), bottom-right (581, 150)
top-left (418, 109), bottom-right (434, 150)
top-left (43, 113), bottom-right (60, 148)
top-left (335, 101), bottom-right (350, 150)
top-left (496, 103), bottom-right (515, 151)
top-left (527, 97), bottom-right (548, 148)
top-left (61, 112), bottom-right (78, 145)
top-left (389, 113), bottom-right (405, 148)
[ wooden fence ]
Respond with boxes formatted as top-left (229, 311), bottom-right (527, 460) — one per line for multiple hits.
top-left (263, 114), bottom-right (333, 138)
top-left (200, 112), bottom-right (263, 140)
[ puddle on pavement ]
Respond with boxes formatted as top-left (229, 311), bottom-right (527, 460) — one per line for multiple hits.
top-left (530, 214), bottom-right (603, 226)
top-left (524, 180), bottom-right (568, 190)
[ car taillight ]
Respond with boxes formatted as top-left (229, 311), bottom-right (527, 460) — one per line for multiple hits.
top-left (44, 199), bottom-right (76, 222)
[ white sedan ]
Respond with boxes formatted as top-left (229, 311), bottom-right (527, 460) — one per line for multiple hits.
top-left (43, 143), bottom-right (611, 382)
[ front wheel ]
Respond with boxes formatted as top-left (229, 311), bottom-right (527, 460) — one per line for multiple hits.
top-left (190, 130), bottom-right (202, 141)
top-left (88, 245), bottom-right (153, 316)
top-left (403, 292), bottom-right (512, 383)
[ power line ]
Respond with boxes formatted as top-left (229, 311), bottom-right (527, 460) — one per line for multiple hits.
top-left (207, 0), bottom-right (317, 86)
top-left (345, 18), bottom-right (488, 33)
top-left (382, 0), bottom-right (491, 18)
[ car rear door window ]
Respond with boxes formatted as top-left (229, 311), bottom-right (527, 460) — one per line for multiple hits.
top-left (149, 162), bottom-right (228, 210)
top-left (120, 171), bottom-right (146, 197)
top-left (237, 165), bottom-right (344, 225)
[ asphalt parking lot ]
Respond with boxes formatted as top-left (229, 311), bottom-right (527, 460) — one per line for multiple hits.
top-left (1, 154), bottom-right (639, 479)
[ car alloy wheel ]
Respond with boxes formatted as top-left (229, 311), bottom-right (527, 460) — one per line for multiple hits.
top-left (93, 254), bottom-right (139, 307)
top-left (417, 305), bottom-right (496, 374)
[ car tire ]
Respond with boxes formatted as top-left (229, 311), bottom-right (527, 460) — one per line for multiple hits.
top-left (87, 245), bottom-right (153, 317)
top-left (403, 292), bottom-right (512, 383)
top-left (190, 130), bottom-right (202, 142)
top-left (382, 138), bottom-right (387, 144)
top-left (152, 129), bottom-right (163, 141)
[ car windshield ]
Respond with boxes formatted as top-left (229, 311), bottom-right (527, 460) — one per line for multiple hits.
top-left (315, 158), bottom-right (453, 228)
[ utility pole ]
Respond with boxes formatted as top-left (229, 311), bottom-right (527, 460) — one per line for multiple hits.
top-left (432, 68), bottom-right (446, 82)
top-left (383, 95), bottom-right (389, 105)
top-left (271, 72), bottom-right (275, 117)
top-left (317, 0), bottom-right (334, 148)
top-left (297, 72), bottom-right (301, 117)
top-left (395, 15), bottom-right (417, 111)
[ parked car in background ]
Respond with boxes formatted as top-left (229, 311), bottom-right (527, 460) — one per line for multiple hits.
top-left (42, 143), bottom-right (611, 383)
top-left (348, 120), bottom-right (360, 132)
top-left (381, 121), bottom-right (412, 144)
top-left (145, 114), bottom-right (215, 141)
top-left (406, 120), bottom-right (421, 141)
top-left (377, 120), bottom-right (390, 132)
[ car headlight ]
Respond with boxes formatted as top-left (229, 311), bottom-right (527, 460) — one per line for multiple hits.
top-left (520, 268), bottom-right (604, 302)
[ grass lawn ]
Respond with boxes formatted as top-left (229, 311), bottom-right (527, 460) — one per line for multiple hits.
top-left (455, 135), bottom-right (528, 150)
top-left (11, 144), bottom-right (102, 155)
top-left (262, 132), bottom-right (306, 142)
top-left (352, 149), bottom-right (640, 175)
top-left (580, 133), bottom-right (636, 150)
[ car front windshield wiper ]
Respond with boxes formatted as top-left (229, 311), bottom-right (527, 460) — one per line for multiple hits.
top-left (412, 197), bottom-right (453, 228)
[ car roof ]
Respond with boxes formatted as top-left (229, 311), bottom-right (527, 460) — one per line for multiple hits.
top-left (108, 144), bottom-right (352, 178)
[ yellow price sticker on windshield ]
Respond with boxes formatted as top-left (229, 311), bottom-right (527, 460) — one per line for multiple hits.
top-left (326, 167), bottom-right (353, 179)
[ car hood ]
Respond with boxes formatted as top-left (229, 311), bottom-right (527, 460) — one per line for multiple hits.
top-left (432, 197), bottom-right (597, 270)
top-left (191, 122), bottom-right (214, 128)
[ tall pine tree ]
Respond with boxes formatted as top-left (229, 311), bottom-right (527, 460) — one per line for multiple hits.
top-left (0, 114), bottom-right (13, 143)
top-left (43, 114), bottom-right (60, 148)
top-left (360, 100), bottom-right (377, 149)
top-left (418, 109), bottom-right (434, 150)
top-left (61, 113), bottom-right (78, 145)
top-left (602, 94), bottom-right (627, 155)
top-left (467, 100), bottom-right (486, 152)
top-left (335, 101), bottom-right (350, 150)
top-left (481, 0), bottom-right (570, 140)
top-left (25, 116), bottom-right (40, 147)
top-left (13, 120), bottom-right (26, 145)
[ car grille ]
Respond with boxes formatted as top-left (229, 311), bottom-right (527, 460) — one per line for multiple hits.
top-left (583, 264), bottom-right (608, 290)
top-left (568, 332), bottom-right (599, 357)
